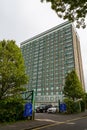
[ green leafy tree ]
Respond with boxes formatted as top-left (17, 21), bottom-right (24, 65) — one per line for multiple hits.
top-left (63, 70), bottom-right (84, 101)
top-left (83, 92), bottom-right (87, 108)
top-left (41, 0), bottom-right (87, 28)
top-left (0, 40), bottom-right (28, 100)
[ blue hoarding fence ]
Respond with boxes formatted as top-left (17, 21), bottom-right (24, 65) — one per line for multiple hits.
top-left (22, 90), bottom-right (35, 120)
top-left (59, 103), bottom-right (67, 112)
top-left (23, 103), bottom-right (32, 117)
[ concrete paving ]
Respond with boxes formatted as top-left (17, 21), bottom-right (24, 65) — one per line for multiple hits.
top-left (0, 110), bottom-right (87, 130)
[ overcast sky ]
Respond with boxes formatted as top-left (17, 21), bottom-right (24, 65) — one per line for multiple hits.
top-left (0, 0), bottom-right (87, 91)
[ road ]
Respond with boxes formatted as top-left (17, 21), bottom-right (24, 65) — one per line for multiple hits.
top-left (33, 113), bottom-right (87, 130)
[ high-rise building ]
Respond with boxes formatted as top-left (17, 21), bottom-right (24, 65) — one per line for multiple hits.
top-left (20, 21), bottom-right (85, 106)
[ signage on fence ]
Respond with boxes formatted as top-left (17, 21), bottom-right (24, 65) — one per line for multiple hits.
top-left (23, 103), bottom-right (32, 117)
top-left (59, 103), bottom-right (66, 112)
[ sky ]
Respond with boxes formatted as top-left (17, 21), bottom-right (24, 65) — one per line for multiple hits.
top-left (0, 0), bottom-right (87, 91)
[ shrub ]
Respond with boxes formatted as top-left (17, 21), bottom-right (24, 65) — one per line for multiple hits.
top-left (0, 98), bottom-right (25, 122)
top-left (80, 100), bottom-right (85, 112)
top-left (64, 98), bottom-right (86, 114)
top-left (73, 101), bottom-right (81, 113)
top-left (64, 98), bottom-right (74, 114)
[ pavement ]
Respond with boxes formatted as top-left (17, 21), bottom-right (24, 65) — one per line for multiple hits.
top-left (0, 110), bottom-right (87, 130)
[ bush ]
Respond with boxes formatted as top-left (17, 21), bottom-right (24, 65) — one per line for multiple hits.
top-left (0, 98), bottom-right (25, 122)
top-left (64, 98), bottom-right (86, 114)
top-left (73, 100), bottom-right (85, 113)
top-left (64, 98), bottom-right (74, 114)
top-left (80, 100), bottom-right (85, 112)
top-left (73, 101), bottom-right (81, 113)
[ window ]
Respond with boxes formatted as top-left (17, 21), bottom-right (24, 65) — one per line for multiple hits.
top-left (55, 86), bottom-right (58, 89)
top-left (37, 88), bottom-right (41, 91)
top-left (46, 88), bottom-right (49, 90)
top-left (46, 92), bottom-right (48, 95)
top-left (50, 92), bottom-right (53, 95)
top-left (37, 93), bottom-right (41, 96)
top-left (50, 87), bottom-right (53, 90)
top-left (56, 92), bottom-right (58, 95)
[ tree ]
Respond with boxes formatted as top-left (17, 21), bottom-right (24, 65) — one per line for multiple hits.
top-left (41, 0), bottom-right (87, 28)
top-left (83, 92), bottom-right (87, 108)
top-left (63, 70), bottom-right (84, 101)
top-left (0, 40), bottom-right (28, 100)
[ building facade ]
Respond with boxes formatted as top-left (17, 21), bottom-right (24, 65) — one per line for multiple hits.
top-left (20, 21), bottom-right (85, 106)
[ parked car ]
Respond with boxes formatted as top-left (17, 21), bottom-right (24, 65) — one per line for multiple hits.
top-left (47, 106), bottom-right (58, 113)
top-left (36, 106), bottom-right (40, 113)
top-left (44, 104), bottom-right (52, 112)
top-left (36, 104), bottom-right (52, 113)
top-left (36, 104), bottom-right (45, 113)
